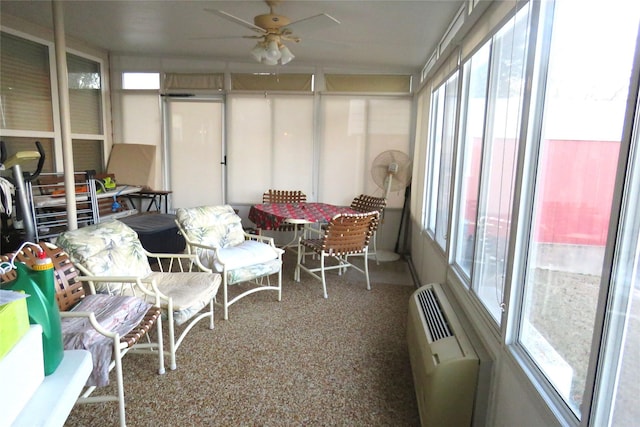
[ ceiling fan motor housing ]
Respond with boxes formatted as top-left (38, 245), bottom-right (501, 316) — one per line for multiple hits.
top-left (254, 14), bottom-right (291, 30)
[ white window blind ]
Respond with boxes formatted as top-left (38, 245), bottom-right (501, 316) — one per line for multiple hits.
top-left (319, 96), bottom-right (411, 208)
top-left (0, 31), bottom-right (53, 132)
top-left (227, 94), bottom-right (314, 203)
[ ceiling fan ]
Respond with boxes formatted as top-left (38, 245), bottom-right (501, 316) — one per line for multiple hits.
top-left (205, 0), bottom-right (340, 65)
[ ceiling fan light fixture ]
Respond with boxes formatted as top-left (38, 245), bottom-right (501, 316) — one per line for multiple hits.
top-left (264, 39), bottom-right (282, 61)
top-left (251, 43), bottom-right (266, 62)
top-left (279, 44), bottom-right (294, 65)
top-left (263, 57), bottom-right (279, 66)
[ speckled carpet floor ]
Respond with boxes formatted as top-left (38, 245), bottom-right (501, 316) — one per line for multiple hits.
top-left (64, 253), bottom-right (420, 426)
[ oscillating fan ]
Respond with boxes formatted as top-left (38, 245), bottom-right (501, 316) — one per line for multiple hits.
top-left (371, 150), bottom-right (412, 200)
top-left (371, 150), bottom-right (412, 261)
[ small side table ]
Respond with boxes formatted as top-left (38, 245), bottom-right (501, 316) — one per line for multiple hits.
top-left (126, 190), bottom-right (172, 213)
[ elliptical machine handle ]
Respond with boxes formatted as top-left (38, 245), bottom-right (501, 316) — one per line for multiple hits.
top-left (0, 140), bottom-right (6, 165)
top-left (24, 140), bottom-right (46, 183)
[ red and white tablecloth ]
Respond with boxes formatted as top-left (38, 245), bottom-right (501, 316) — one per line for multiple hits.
top-left (249, 203), bottom-right (357, 230)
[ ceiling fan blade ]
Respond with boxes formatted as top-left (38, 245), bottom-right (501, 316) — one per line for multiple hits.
top-left (284, 13), bottom-right (340, 33)
top-left (204, 9), bottom-right (267, 34)
top-left (189, 35), bottom-right (249, 41)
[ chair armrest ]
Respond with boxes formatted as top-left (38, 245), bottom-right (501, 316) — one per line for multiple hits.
top-left (60, 311), bottom-right (122, 344)
top-left (77, 275), bottom-right (165, 307)
top-left (177, 241), bottom-right (219, 273)
top-left (244, 232), bottom-right (277, 247)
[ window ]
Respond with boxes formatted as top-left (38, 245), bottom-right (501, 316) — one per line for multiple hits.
top-left (0, 137), bottom-right (55, 173)
top-left (594, 95), bottom-right (640, 427)
top-left (68, 53), bottom-right (102, 134)
top-left (518, 0), bottom-right (639, 419)
top-left (122, 72), bottom-right (160, 90)
top-left (0, 31), bottom-right (53, 132)
top-left (454, 41), bottom-right (491, 279)
top-left (425, 72), bottom-right (459, 243)
top-left (68, 53), bottom-right (104, 172)
top-left (473, 7), bottom-right (530, 322)
top-left (425, 86), bottom-right (444, 233)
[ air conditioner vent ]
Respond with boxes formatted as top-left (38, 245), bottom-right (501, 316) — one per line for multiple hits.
top-left (416, 286), bottom-right (453, 341)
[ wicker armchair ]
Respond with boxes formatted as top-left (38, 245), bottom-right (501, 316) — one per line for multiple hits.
top-left (0, 242), bottom-right (163, 427)
top-left (294, 212), bottom-right (379, 298)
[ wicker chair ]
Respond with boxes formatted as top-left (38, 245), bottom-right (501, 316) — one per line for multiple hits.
top-left (0, 242), bottom-right (163, 427)
top-left (348, 194), bottom-right (387, 263)
top-left (294, 211), bottom-right (379, 298)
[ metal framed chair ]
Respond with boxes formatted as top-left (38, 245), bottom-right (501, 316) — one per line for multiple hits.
top-left (56, 219), bottom-right (221, 372)
top-left (175, 205), bottom-right (283, 320)
top-left (294, 211), bottom-right (379, 298)
top-left (0, 241), bottom-right (164, 427)
top-left (261, 190), bottom-right (309, 247)
top-left (348, 194), bottom-right (387, 264)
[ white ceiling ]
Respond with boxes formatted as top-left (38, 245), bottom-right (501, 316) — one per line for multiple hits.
top-left (1, 0), bottom-right (465, 72)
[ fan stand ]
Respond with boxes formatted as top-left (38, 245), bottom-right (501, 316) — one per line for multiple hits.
top-left (375, 249), bottom-right (401, 262)
top-left (376, 171), bottom-right (401, 262)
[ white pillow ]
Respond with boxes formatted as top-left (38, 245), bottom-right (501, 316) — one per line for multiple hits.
top-left (213, 240), bottom-right (281, 272)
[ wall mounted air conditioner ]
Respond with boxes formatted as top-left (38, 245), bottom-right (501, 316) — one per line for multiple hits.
top-left (407, 283), bottom-right (479, 427)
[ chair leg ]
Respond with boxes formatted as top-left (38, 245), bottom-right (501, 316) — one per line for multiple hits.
top-left (373, 230), bottom-right (379, 265)
top-left (295, 242), bottom-right (302, 282)
top-left (156, 314), bottom-right (166, 375)
top-left (223, 276), bottom-right (229, 320)
top-left (364, 248), bottom-right (371, 291)
top-left (114, 344), bottom-right (126, 427)
top-left (321, 254), bottom-right (328, 299)
top-left (277, 264), bottom-right (283, 301)
top-left (167, 305), bottom-right (177, 371)
top-left (208, 298), bottom-right (215, 329)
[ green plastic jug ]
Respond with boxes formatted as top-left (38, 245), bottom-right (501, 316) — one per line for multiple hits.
top-left (6, 253), bottom-right (64, 375)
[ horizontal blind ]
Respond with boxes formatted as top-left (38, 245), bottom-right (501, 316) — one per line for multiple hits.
top-left (1, 137), bottom-right (55, 173)
top-left (325, 74), bottom-right (411, 93)
top-left (72, 139), bottom-right (104, 173)
top-left (0, 32), bottom-right (53, 132)
top-left (231, 73), bottom-right (312, 91)
top-left (67, 53), bottom-right (103, 135)
top-left (163, 73), bottom-right (224, 91)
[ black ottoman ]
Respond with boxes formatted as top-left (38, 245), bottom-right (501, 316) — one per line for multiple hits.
top-left (120, 213), bottom-right (186, 254)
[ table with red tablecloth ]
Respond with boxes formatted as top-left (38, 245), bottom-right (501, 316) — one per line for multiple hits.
top-left (248, 202), bottom-right (358, 230)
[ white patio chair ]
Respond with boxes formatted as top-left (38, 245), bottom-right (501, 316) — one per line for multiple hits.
top-left (175, 205), bottom-right (283, 320)
top-left (56, 219), bottom-right (221, 371)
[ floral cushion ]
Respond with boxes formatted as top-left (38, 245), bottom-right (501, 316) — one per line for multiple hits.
top-left (56, 220), bottom-right (152, 293)
top-left (175, 205), bottom-right (245, 248)
top-left (227, 258), bottom-right (282, 285)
